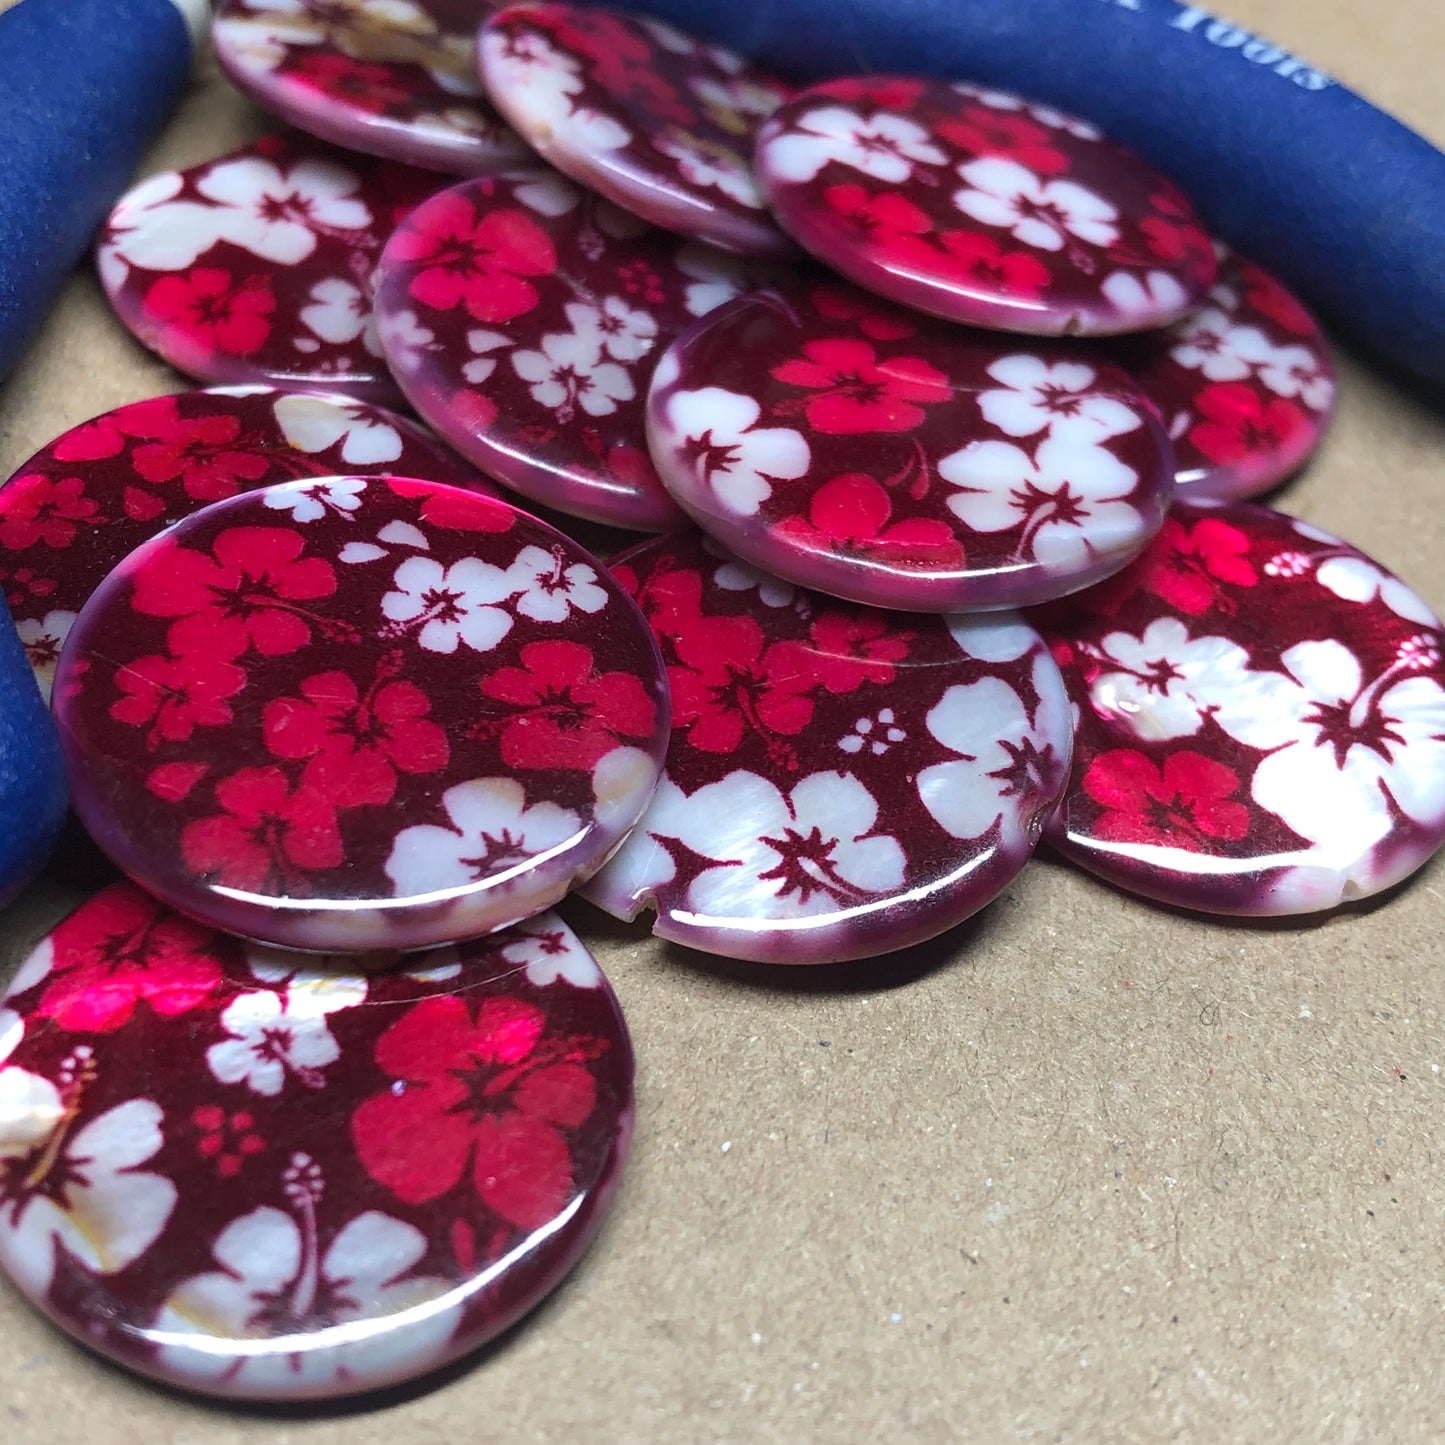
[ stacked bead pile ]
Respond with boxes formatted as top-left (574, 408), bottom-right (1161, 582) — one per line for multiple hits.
top-left (1, 0), bottom-right (1440, 1405)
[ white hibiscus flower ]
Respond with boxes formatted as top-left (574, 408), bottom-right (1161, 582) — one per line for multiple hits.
top-left (1085, 616), bottom-right (1292, 741)
top-left (502, 544), bottom-right (609, 623)
top-left (263, 476), bottom-right (366, 523)
top-left (658, 387), bottom-right (810, 515)
top-left (565, 297), bottom-right (659, 363)
top-left (298, 277), bottom-right (370, 345)
top-left (1210, 636), bottom-right (1445, 860)
top-left (916, 655), bottom-right (1070, 848)
top-left (1315, 556), bottom-right (1440, 626)
top-left (500, 917), bottom-right (602, 988)
top-left (212, 10), bottom-right (318, 71)
top-left (16, 609), bottom-right (77, 700)
top-left (1168, 308), bottom-right (1276, 381)
top-left (244, 948), bottom-right (371, 1013)
top-left (153, 1154), bottom-right (454, 1397)
top-left (381, 555), bottom-right (515, 653)
top-left (461, 327), bottom-right (511, 385)
top-left (1255, 343), bottom-right (1335, 410)
top-left (511, 330), bottom-right (634, 419)
top-left (0, 1047), bottom-right (176, 1299)
top-left (272, 393), bottom-right (403, 465)
top-left (674, 243), bottom-right (749, 318)
top-left (977, 355), bottom-right (1143, 441)
top-left (606, 770), bottom-right (906, 923)
top-left (385, 778), bottom-right (582, 899)
top-left (506, 168), bottom-right (583, 218)
top-left (480, 28), bottom-right (629, 153)
top-left (376, 306), bottom-right (439, 372)
top-left (652, 133), bottom-right (764, 208)
top-left (196, 154), bottom-right (373, 265)
top-left (955, 157), bottom-right (1119, 251)
top-left (713, 557), bottom-right (796, 608)
top-left (1101, 269), bottom-right (1191, 322)
top-left (764, 105), bottom-right (947, 184)
top-left (99, 170), bottom-right (228, 282)
top-left (947, 613), bottom-right (1042, 664)
top-left (938, 435), bottom-right (1143, 569)
top-left (206, 990), bottom-right (345, 1098)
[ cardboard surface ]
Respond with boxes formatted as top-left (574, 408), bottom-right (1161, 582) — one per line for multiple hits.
top-left (1, 2), bottom-right (1443, 1439)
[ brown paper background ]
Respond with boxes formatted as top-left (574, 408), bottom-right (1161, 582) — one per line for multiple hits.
top-left (2, 2), bottom-right (1443, 1440)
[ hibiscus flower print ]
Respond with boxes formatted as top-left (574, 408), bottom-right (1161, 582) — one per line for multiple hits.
top-left (130, 524), bottom-right (339, 656)
top-left (154, 1153), bottom-right (454, 1394)
top-left (764, 105), bottom-right (947, 184)
top-left (120, 397), bottom-right (274, 499)
top-left (298, 277), bottom-right (373, 349)
top-left (1208, 636), bottom-right (1445, 860)
top-left (352, 992), bottom-right (607, 1229)
top-left (658, 387), bottom-right (810, 514)
top-left (500, 920), bottom-right (603, 989)
top-left (633, 769), bottom-right (907, 921)
top-left (0, 474), bottom-right (101, 550)
top-left (34, 882), bottom-right (223, 1033)
top-left (109, 641), bottom-right (248, 748)
top-left (652, 131), bottom-right (764, 208)
top-left (770, 337), bottom-right (951, 434)
top-left (388, 191), bottom-right (556, 323)
top-left (511, 328), bottom-right (634, 422)
top-left (1132, 515), bottom-right (1258, 616)
top-left (1168, 307), bottom-right (1278, 382)
top-left (976, 355), bottom-right (1143, 442)
top-left (194, 152), bottom-right (374, 265)
top-left (1187, 384), bottom-right (1312, 470)
top-left (937, 104), bottom-right (1067, 175)
top-left (1082, 749), bottom-right (1250, 850)
top-left (566, 296), bottom-right (658, 362)
top-left (380, 553), bottom-right (515, 654)
top-left (502, 545), bottom-right (609, 623)
top-left (954, 157), bottom-right (1119, 252)
top-left (385, 776), bottom-right (583, 901)
top-left (144, 269), bottom-right (276, 357)
top-left (917, 667), bottom-right (1066, 848)
top-left (0, 1046), bottom-right (177, 1300)
top-left (262, 655), bottom-right (449, 807)
top-left (1314, 556), bottom-right (1441, 627)
top-left (206, 990), bottom-right (344, 1097)
top-left (1100, 270), bottom-right (1190, 321)
top-left (180, 765), bottom-right (343, 895)
top-left (272, 392), bottom-right (404, 465)
top-left (262, 476), bottom-right (366, 523)
top-left (774, 472), bottom-right (963, 568)
top-left (477, 639), bottom-right (659, 771)
top-left (939, 435), bottom-right (1143, 569)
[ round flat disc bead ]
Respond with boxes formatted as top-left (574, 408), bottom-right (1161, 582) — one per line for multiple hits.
top-left (52, 478), bottom-right (670, 952)
top-left (376, 170), bottom-right (792, 530)
top-left (1115, 247), bottom-right (1336, 500)
top-left (755, 76), bottom-right (1216, 335)
top-left (1033, 500), bottom-right (1445, 915)
top-left (98, 133), bottom-right (444, 399)
top-left (478, 3), bottom-right (792, 257)
top-left (0, 386), bottom-right (493, 700)
top-left (645, 280), bottom-right (1174, 612)
top-left (582, 531), bottom-right (1073, 963)
top-left (0, 882), bottom-right (633, 1401)
top-left (214, 0), bottom-right (530, 174)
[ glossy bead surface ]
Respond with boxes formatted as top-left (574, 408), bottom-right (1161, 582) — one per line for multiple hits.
top-left (478, 3), bottom-right (792, 256)
top-left (97, 133), bottom-right (442, 399)
top-left (755, 76), bottom-right (1216, 334)
top-left (53, 478), bottom-right (669, 952)
top-left (645, 280), bottom-right (1175, 611)
top-left (213, 0), bottom-right (529, 174)
top-left (1034, 500), bottom-right (1445, 914)
top-left (0, 882), bottom-right (633, 1401)
top-left (375, 170), bottom-right (797, 531)
top-left (0, 386), bottom-right (492, 700)
top-left (1115, 247), bottom-right (1336, 500)
top-left (582, 531), bottom-right (1073, 963)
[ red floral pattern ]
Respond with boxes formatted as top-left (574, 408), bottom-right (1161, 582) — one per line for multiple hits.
top-left (51, 477), bottom-right (668, 952)
top-left (1114, 247), bottom-right (1335, 500)
top-left (0, 385), bottom-right (490, 700)
top-left (479, 3), bottom-right (792, 256)
top-left (214, 0), bottom-right (528, 175)
top-left (0, 882), bottom-right (632, 1400)
top-left (98, 132), bottom-right (442, 398)
top-left (1032, 499), bottom-right (1445, 915)
top-left (376, 172), bottom-right (791, 531)
top-left (646, 279), bottom-right (1172, 612)
top-left (586, 531), bottom-right (1073, 963)
top-left (755, 75), bottom-right (1215, 334)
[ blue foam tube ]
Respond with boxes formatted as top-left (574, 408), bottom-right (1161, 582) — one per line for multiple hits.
top-left (0, 0), bottom-right (203, 383)
top-left (626, 0), bottom-right (1445, 389)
